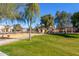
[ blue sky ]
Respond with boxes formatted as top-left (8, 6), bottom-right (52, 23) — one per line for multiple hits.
top-left (40, 3), bottom-right (79, 16)
top-left (1, 3), bottom-right (79, 28)
top-left (34, 3), bottom-right (79, 28)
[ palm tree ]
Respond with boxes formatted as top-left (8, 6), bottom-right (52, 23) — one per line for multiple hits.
top-left (0, 4), bottom-right (20, 19)
top-left (24, 3), bottom-right (40, 40)
top-left (0, 4), bottom-right (21, 37)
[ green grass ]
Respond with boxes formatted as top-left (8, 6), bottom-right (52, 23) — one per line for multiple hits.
top-left (0, 34), bottom-right (79, 56)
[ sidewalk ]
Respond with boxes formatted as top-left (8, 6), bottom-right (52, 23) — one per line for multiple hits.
top-left (0, 39), bottom-right (21, 46)
top-left (0, 51), bottom-right (7, 56)
top-left (0, 33), bottom-right (43, 46)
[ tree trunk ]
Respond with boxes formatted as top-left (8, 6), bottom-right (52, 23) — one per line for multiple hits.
top-left (66, 28), bottom-right (67, 34)
top-left (29, 20), bottom-right (31, 40)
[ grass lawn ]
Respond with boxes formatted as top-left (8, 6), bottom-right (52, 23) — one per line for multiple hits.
top-left (0, 34), bottom-right (79, 56)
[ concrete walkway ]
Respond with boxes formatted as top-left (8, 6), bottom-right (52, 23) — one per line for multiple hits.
top-left (0, 33), bottom-right (43, 46)
top-left (0, 51), bottom-right (7, 56)
top-left (0, 39), bottom-right (21, 46)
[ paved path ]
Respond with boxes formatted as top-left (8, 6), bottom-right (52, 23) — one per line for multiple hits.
top-left (0, 33), bottom-right (43, 46)
top-left (0, 51), bottom-right (7, 56)
top-left (0, 39), bottom-right (21, 46)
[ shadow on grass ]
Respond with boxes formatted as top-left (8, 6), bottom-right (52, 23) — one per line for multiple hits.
top-left (50, 33), bottom-right (79, 38)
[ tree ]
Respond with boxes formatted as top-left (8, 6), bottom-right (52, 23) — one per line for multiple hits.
top-left (24, 3), bottom-right (40, 40)
top-left (71, 12), bottom-right (79, 32)
top-left (55, 11), bottom-right (68, 32)
top-left (0, 3), bottom-right (24, 29)
top-left (55, 11), bottom-right (61, 29)
top-left (64, 13), bottom-right (73, 33)
top-left (40, 14), bottom-right (54, 29)
top-left (14, 24), bottom-right (22, 32)
top-left (0, 4), bottom-right (23, 38)
top-left (0, 4), bottom-right (21, 19)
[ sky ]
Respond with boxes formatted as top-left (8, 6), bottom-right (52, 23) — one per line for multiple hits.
top-left (34, 3), bottom-right (79, 28)
top-left (1, 3), bottom-right (79, 28)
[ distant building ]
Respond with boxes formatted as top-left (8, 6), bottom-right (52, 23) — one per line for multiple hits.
top-left (22, 28), bottom-right (27, 32)
top-left (0, 25), bottom-right (5, 33)
top-left (0, 25), bottom-right (14, 33)
top-left (0, 25), bottom-right (27, 33)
